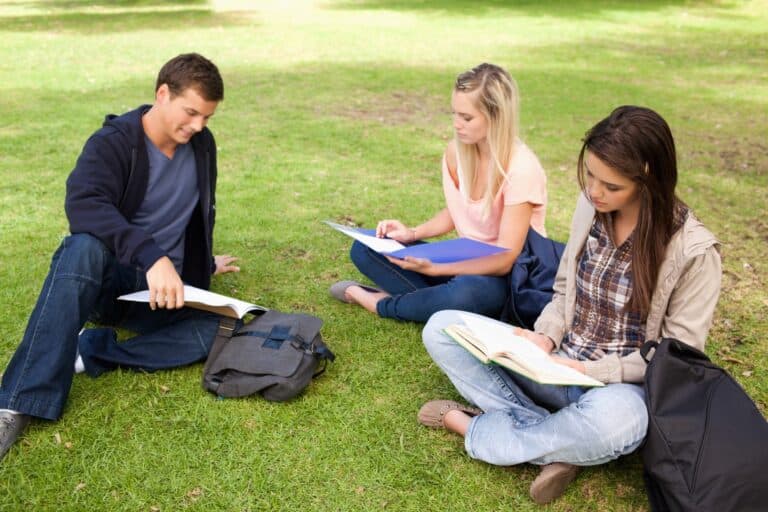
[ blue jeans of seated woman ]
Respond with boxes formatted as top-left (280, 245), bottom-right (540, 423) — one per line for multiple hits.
top-left (349, 241), bottom-right (508, 323)
top-left (422, 310), bottom-right (648, 466)
top-left (0, 233), bottom-right (224, 421)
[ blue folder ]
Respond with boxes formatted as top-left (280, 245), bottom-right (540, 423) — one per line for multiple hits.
top-left (356, 228), bottom-right (508, 263)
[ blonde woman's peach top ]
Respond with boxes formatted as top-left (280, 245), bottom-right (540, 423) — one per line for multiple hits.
top-left (441, 141), bottom-right (547, 244)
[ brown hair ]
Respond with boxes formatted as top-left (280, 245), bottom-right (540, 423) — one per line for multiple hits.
top-left (577, 106), bottom-right (687, 319)
top-left (155, 53), bottom-right (224, 102)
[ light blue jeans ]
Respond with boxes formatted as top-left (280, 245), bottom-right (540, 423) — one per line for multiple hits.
top-left (422, 310), bottom-right (648, 467)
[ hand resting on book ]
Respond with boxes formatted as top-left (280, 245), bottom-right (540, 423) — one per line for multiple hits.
top-left (513, 327), bottom-right (585, 373)
top-left (549, 355), bottom-right (586, 374)
top-left (513, 327), bottom-right (556, 353)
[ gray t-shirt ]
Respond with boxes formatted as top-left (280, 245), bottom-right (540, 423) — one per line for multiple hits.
top-left (131, 138), bottom-right (199, 274)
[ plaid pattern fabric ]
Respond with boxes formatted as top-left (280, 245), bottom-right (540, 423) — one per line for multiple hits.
top-left (561, 217), bottom-right (645, 361)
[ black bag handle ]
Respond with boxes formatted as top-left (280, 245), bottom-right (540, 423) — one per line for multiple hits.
top-left (640, 340), bottom-right (659, 364)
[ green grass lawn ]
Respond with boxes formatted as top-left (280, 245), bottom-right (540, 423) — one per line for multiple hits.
top-left (0, 0), bottom-right (766, 510)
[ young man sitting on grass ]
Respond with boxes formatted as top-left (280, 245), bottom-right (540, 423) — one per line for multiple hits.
top-left (0, 53), bottom-right (241, 462)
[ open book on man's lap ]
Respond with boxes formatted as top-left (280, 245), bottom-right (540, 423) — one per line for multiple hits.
top-left (445, 313), bottom-right (604, 387)
top-left (118, 285), bottom-right (267, 319)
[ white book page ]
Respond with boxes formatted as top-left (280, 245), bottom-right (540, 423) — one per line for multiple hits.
top-left (458, 313), bottom-right (550, 361)
top-left (119, 285), bottom-right (262, 318)
top-left (444, 325), bottom-right (491, 363)
top-left (324, 221), bottom-right (405, 253)
top-left (457, 313), bottom-right (603, 386)
top-left (183, 286), bottom-right (259, 316)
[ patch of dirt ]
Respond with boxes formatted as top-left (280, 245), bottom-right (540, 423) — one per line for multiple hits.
top-left (754, 219), bottom-right (768, 245)
top-left (275, 246), bottom-right (313, 261)
top-left (685, 132), bottom-right (767, 177)
top-left (318, 90), bottom-right (446, 126)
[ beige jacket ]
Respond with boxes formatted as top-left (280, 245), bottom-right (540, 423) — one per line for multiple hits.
top-left (534, 194), bottom-right (722, 383)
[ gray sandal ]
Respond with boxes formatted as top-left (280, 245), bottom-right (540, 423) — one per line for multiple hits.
top-left (329, 280), bottom-right (384, 304)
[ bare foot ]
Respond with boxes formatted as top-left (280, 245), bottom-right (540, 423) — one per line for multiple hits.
top-left (345, 285), bottom-right (390, 314)
top-left (443, 409), bottom-right (472, 436)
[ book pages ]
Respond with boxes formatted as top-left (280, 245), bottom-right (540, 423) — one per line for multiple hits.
top-left (118, 285), bottom-right (266, 319)
top-left (455, 313), bottom-right (604, 387)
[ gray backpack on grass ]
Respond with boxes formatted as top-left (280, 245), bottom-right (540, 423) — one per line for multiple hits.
top-left (202, 311), bottom-right (335, 402)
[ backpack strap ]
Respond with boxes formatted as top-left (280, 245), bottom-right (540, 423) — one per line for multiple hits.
top-left (640, 340), bottom-right (658, 364)
top-left (304, 338), bottom-right (335, 378)
top-left (286, 330), bottom-right (336, 377)
top-left (202, 316), bottom-right (238, 379)
top-left (314, 345), bottom-right (335, 362)
top-left (233, 326), bottom-right (336, 364)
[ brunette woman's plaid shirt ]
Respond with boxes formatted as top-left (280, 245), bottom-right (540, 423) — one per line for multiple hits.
top-left (561, 217), bottom-right (645, 361)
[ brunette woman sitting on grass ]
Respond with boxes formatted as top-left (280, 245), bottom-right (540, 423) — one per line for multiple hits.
top-left (418, 106), bottom-right (722, 505)
top-left (330, 63), bottom-right (547, 323)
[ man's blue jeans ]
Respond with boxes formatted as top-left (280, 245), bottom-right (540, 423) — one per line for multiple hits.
top-left (0, 234), bottom-right (223, 421)
top-left (349, 241), bottom-right (508, 322)
top-left (422, 310), bottom-right (648, 466)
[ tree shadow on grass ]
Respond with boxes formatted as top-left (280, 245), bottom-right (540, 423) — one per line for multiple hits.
top-left (16, 0), bottom-right (207, 8)
top-left (0, 5), bottom-right (253, 33)
top-left (4, 49), bottom-right (765, 181)
top-left (327, 0), bottom-right (735, 19)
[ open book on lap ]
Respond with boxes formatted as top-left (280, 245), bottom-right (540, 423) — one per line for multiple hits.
top-left (446, 313), bottom-right (604, 387)
top-left (118, 285), bottom-right (267, 319)
top-left (324, 220), bottom-right (508, 263)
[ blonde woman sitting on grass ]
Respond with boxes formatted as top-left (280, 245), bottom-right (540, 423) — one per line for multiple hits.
top-left (331, 63), bottom-right (547, 323)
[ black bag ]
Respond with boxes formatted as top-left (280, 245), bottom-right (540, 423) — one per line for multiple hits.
top-left (500, 228), bottom-right (565, 328)
top-left (640, 338), bottom-right (768, 512)
top-left (202, 310), bottom-right (335, 402)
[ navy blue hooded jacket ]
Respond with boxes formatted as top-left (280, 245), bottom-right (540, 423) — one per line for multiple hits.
top-left (65, 105), bottom-right (217, 290)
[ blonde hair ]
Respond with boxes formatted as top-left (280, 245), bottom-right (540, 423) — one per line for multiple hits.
top-left (454, 63), bottom-right (519, 218)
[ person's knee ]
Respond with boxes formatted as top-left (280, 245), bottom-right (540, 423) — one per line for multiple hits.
top-left (349, 240), bottom-right (371, 267)
top-left (443, 276), bottom-right (507, 315)
top-left (607, 384), bottom-right (647, 425)
top-left (65, 233), bottom-right (108, 257)
top-left (423, 310), bottom-right (460, 354)
top-left (614, 386), bottom-right (648, 437)
top-left (57, 233), bottom-right (111, 275)
top-left (580, 385), bottom-right (648, 452)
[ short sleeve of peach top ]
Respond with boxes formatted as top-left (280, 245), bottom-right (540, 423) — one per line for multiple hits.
top-left (442, 141), bottom-right (547, 244)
